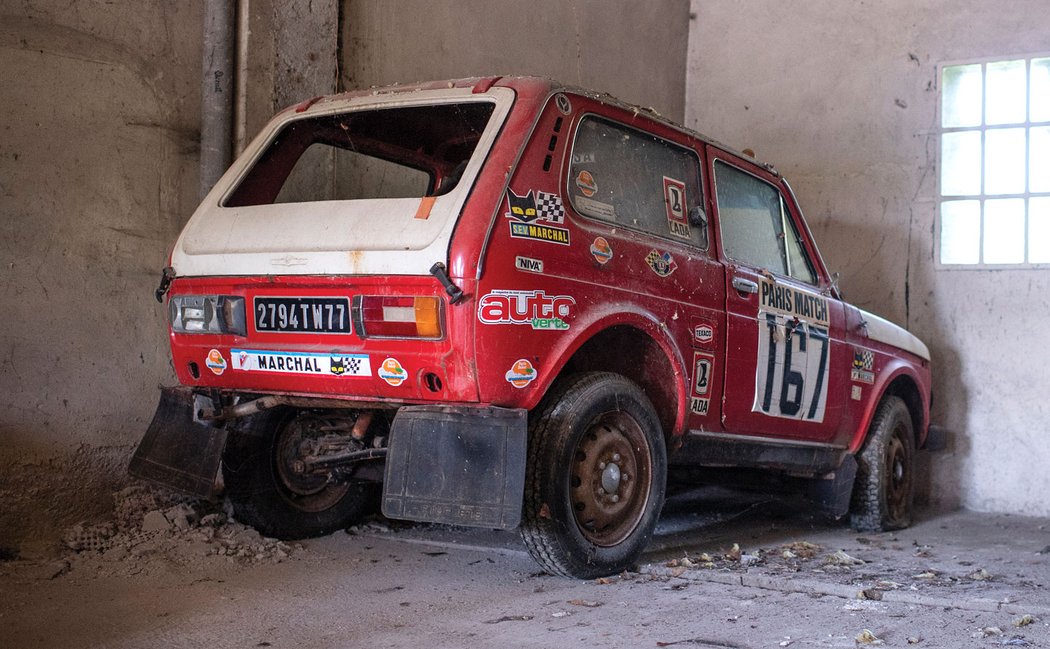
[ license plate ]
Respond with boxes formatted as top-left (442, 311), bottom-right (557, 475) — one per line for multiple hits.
top-left (253, 297), bottom-right (352, 334)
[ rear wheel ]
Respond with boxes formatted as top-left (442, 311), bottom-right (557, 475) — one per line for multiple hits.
top-left (850, 396), bottom-right (915, 532)
top-left (222, 408), bottom-right (375, 540)
top-left (520, 373), bottom-right (667, 578)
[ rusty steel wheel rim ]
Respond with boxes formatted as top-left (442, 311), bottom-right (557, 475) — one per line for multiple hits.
top-left (274, 415), bottom-right (350, 512)
top-left (885, 425), bottom-right (912, 521)
top-left (569, 411), bottom-right (653, 547)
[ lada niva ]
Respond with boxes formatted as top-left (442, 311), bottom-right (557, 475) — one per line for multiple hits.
top-left (132, 76), bottom-right (933, 578)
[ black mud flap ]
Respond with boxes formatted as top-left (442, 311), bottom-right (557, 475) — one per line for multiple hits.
top-left (807, 454), bottom-right (858, 519)
top-left (128, 386), bottom-right (228, 498)
top-left (382, 405), bottom-right (527, 530)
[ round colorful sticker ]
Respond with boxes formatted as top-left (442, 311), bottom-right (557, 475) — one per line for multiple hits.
top-left (590, 236), bottom-right (613, 265)
top-left (205, 349), bottom-right (227, 376)
top-left (575, 170), bottom-right (597, 197)
top-left (378, 357), bottom-right (407, 386)
top-left (505, 359), bottom-right (537, 388)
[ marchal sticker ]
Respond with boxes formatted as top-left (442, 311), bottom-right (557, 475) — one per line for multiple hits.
top-left (378, 358), bottom-right (407, 386)
top-left (205, 349), bottom-right (227, 376)
top-left (590, 237), bottom-right (613, 265)
top-left (645, 250), bottom-right (678, 277)
top-left (232, 349), bottom-right (371, 377)
top-left (505, 359), bottom-right (537, 388)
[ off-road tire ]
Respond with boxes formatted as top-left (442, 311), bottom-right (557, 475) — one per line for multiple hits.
top-left (850, 396), bottom-right (915, 532)
top-left (520, 372), bottom-right (667, 578)
top-left (222, 408), bottom-right (375, 540)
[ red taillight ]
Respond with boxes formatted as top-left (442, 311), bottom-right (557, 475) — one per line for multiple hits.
top-left (353, 296), bottom-right (443, 339)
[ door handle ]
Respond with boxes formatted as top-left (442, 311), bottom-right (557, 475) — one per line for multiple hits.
top-left (732, 277), bottom-right (758, 294)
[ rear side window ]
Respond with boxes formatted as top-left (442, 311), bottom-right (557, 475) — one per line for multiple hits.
top-left (568, 116), bottom-right (706, 248)
top-left (225, 102), bottom-right (495, 207)
top-left (714, 160), bottom-right (816, 284)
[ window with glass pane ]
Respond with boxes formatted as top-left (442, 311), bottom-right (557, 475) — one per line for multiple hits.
top-left (939, 56), bottom-right (1050, 266)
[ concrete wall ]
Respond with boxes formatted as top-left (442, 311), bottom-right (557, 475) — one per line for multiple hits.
top-left (686, 0), bottom-right (1050, 514)
top-left (342, 0), bottom-right (691, 122)
top-left (0, 1), bottom-right (202, 554)
top-left (0, 0), bottom-right (340, 556)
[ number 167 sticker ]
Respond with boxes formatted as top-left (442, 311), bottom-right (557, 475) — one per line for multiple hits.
top-left (753, 311), bottom-right (830, 423)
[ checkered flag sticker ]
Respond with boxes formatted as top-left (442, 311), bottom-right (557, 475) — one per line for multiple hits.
top-left (854, 349), bottom-right (874, 371)
top-left (536, 191), bottom-right (565, 223)
top-left (345, 357), bottom-right (362, 373)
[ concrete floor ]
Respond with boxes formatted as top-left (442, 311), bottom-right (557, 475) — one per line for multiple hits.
top-left (2, 486), bottom-right (1048, 648)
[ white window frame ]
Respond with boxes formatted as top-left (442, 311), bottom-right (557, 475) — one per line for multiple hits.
top-left (936, 53), bottom-right (1050, 269)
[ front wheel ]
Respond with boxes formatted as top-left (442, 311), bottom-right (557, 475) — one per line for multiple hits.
top-left (520, 373), bottom-right (667, 578)
top-left (850, 396), bottom-right (915, 532)
top-left (222, 408), bottom-right (375, 540)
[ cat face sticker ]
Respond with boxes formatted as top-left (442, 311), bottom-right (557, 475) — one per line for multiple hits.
top-left (504, 189), bottom-right (565, 224)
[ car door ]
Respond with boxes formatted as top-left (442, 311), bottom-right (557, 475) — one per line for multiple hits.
top-left (710, 156), bottom-right (848, 444)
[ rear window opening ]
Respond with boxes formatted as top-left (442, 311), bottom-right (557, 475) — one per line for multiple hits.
top-left (225, 102), bottom-right (496, 207)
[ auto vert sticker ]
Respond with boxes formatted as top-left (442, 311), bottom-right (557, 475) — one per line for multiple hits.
top-left (477, 289), bottom-right (575, 331)
top-left (752, 279), bottom-right (831, 423)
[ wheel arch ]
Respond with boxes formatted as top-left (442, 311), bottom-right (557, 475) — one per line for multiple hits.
top-left (849, 365), bottom-right (929, 454)
top-left (554, 320), bottom-right (687, 447)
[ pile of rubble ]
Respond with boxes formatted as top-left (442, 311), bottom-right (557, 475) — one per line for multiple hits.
top-left (58, 485), bottom-right (298, 570)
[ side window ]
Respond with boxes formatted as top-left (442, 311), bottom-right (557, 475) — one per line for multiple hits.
top-left (714, 160), bottom-right (816, 284)
top-left (568, 116), bottom-right (707, 248)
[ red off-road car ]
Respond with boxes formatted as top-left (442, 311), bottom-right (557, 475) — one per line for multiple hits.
top-left (133, 77), bottom-right (933, 578)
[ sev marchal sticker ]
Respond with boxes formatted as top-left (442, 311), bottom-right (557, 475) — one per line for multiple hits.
top-left (690, 351), bottom-right (715, 416)
top-left (505, 189), bottom-right (571, 246)
top-left (851, 348), bottom-right (875, 384)
top-left (232, 349), bottom-right (371, 377)
top-left (663, 176), bottom-right (690, 240)
top-left (752, 279), bottom-right (831, 423)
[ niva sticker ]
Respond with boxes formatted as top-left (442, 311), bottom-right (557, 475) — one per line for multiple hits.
top-left (515, 256), bottom-right (544, 274)
top-left (378, 358), bottom-right (407, 386)
top-left (505, 359), bottom-right (537, 388)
